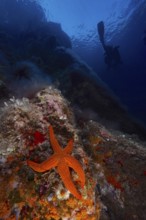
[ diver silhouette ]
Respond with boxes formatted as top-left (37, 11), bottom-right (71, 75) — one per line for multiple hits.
top-left (97, 21), bottom-right (122, 69)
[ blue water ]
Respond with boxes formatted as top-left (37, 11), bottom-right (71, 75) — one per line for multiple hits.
top-left (38, 0), bottom-right (146, 126)
top-left (77, 1), bottom-right (146, 126)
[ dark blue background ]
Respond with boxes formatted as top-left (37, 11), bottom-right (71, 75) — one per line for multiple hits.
top-left (69, 1), bottom-right (146, 126)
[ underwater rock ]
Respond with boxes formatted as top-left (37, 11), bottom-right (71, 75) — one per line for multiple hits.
top-left (0, 81), bottom-right (11, 105)
top-left (43, 22), bottom-right (72, 49)
top-left (23, 22), bottom-right (72, 65)
top-left (53, 47), bottom-right (75, 69)
top-left (5, 61), bottom-right (52, 98)
top-left (0, 1), bottom-right (72, 68)
top-left (0, 86), bottom-right (100, 220)
top-left (0, 86), bottom-right (146, 220)
top-left (45, 47), bottom-right (76, 73)
top-left (0, 0), bottom-right (46, 33)
top-left (52, 51), bottom-right (146, 140)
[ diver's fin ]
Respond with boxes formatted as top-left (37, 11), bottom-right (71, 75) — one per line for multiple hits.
top-left (97, 21), bottom-right (105, 46)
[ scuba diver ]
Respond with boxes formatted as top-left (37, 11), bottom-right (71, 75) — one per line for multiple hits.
top-left (97, 21), bottom-right (122, 69)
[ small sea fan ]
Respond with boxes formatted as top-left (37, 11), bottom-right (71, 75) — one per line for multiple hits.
top-left (6, 61), bottom-right (52, 98)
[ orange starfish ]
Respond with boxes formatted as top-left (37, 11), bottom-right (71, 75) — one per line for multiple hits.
top-left (27, 125), bottom-right (85, 199)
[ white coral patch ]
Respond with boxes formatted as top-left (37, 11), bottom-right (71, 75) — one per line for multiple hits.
top-left (56, 185), bottom-right (70, 200)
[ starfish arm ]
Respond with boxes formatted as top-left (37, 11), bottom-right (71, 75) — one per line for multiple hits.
top-left (27, 154), bottom-right (59, 172)
top-left (63, 139), bottom-right (74, 154)
top-left (65, 155), bottom-right (85, 188)
top-left (57, 162), bottom-right (82, 199)
top-left (49, 125), bottom-right (62, 153)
